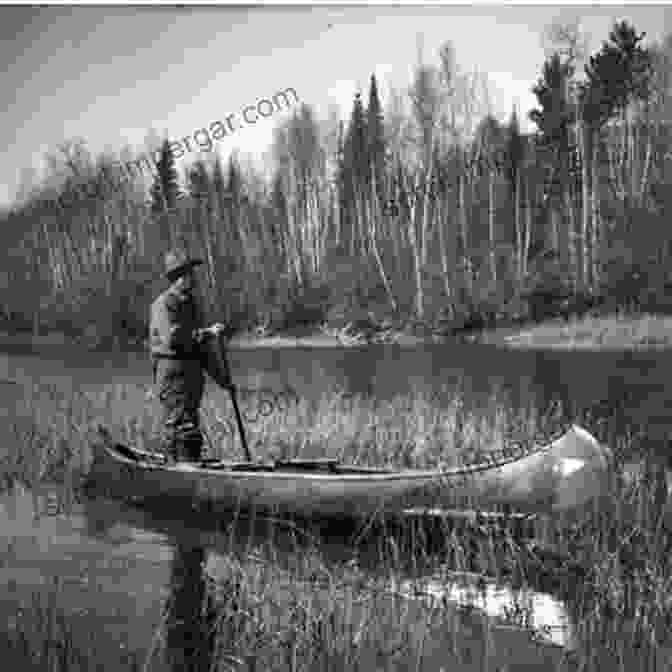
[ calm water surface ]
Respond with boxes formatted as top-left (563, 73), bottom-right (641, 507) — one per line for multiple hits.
top-left (1, 341), bottom-right (668, 667)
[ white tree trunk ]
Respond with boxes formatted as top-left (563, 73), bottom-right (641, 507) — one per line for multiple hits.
top-left (437, 195), bottom-right (454, 315)
top-left (488, 171), bottom-right (496, 283)
top-left (514, 170), bottom-right (522, 287)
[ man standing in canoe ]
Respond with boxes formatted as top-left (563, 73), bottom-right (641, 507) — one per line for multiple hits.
top-left (150, 248), bottom-right (230, 463)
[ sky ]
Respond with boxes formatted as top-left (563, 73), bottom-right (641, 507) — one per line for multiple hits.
top-left (1, 3), bottom-right (671, 208)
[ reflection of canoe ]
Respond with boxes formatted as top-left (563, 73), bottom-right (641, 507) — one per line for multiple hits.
top-left (87, 425), bottom-right (611, 520)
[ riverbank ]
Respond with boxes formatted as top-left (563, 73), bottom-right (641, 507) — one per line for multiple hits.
top-left (8, 312), bottom-right (671, 352)
top-left (480, 313), bottom-right (672, 350)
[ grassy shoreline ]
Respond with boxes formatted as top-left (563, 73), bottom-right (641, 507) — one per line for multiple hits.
top-left (0, 324), bottom-right (437, 351)
top-left (6, 311), bottom-right (672, 353)
top-left (480, 313), bottom-right (672, 351)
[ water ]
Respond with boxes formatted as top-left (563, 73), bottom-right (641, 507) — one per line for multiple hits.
top-left (3, 340), bottom-right (671, 436)
top-left (0, 480), bottom-right (575, 667)
top-left (2, 340), bottom-right (669, 667)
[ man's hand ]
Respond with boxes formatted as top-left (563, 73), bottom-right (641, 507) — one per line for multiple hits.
top-left (192, 327), bottom-right (205, 344)
top-left (193, 323), bottom-right (229, 344)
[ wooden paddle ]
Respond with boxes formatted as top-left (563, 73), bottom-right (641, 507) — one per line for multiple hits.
top-left (201, 327), bottom-right (252, 462)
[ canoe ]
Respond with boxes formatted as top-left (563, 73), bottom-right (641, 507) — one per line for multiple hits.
top-left (87, 424), bottom-right (611, 520)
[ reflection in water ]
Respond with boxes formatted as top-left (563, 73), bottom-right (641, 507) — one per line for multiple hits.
top-left (529, 351), bottom-right (574, 419)
top-left (0, 481), bottom-right (578, 669)
top-left (395, 571), bottom-right (575, 649)
top-left (164, 541), bottom-right (214, 672)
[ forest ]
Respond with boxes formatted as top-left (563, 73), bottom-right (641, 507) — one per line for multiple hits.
top-left (3, 18), bottom-right (672, 348)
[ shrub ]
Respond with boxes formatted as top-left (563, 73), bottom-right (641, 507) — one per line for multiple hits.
top-left (36, 265), bottom-right (158, 345)
top-left (520, 252), bottom-right (573, 323)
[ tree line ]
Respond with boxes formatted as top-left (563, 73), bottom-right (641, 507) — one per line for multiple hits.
top-left (3, 18), bottom-right (672, 345)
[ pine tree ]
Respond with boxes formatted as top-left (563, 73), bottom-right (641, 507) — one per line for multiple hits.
top-left (150, 139), bottom-right (181, 214)
top-left (367, 74), bottom-right (386, 198)
top-left (505, 107), bottom-right (526, 283)
top-left (530, 52), bottom-right (575, 263)
top-left (530, 53), bottom-right (575, 153)
top-left (342, 93), bottom-right (369, 255)
top-left (578, 20), bottom-right (654, 293)
top-left (505, 107), bottom-right (524, 199)
top-left (335, 119), bottom-right (350, 252)
top-left (346, 93), bottom-right (369, 188)
top-left (582, 20), bottom-right (652, 125)
top-left (187, 159), bottom-right (212, 253)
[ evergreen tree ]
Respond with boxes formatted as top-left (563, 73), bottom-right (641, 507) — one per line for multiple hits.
top-left (530, 52), bottom-right (575, 210)
top-left (581, 20), bottom-right (653, 126)
top-left (578, 21), bottom-right (654, 293)
top-left (340, 93), bottom-right (369, 253)
top-left (529, 51), bottom-right (576, 273)
top-left (187, 160), bottom-right (212, 259)
top-left (335, 119), bottom-right (351, 252)
top-left (505, 107), bottom-right (527, 278)
top-left (150, 139), bottom-right (181, 214)
top-left (530, 52), bottom-right (575, 151)
top-left (505, 107), bottom-right (525, 200)
top-left (345, 93), bottom-right (369, 189)
top-left (367, 74), bottom-right (386, 197)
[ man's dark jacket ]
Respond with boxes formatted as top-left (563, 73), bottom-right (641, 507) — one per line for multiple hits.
top-left (150, 286), bottom-right (233, 389)
top-left (150, 285), bottom-right (205, 460)
top-left (150, 286), bottom-right (203, 361)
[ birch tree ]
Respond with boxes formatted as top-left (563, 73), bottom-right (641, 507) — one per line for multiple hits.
top-left (408, 44), bottom-right (443, 318)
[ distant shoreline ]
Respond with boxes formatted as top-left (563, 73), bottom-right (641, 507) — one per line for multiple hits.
top-left (5, 313), bottom-right (668, 353)
top-left (478, 313), bottom-right (672, 350)
top-left (0, 326), bottom-right (436, 352)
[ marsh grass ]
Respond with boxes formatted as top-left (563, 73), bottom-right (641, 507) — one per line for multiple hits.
top-left (0, 574), bottom-right (143, 671)
top-left (0, 537), bottom-right (571, 672)
top-left (2, 380), bottom-right (672, 669)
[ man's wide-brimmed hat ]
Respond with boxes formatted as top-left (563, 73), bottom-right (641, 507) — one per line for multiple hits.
top-left (164, 249), bottom-right (204, 280)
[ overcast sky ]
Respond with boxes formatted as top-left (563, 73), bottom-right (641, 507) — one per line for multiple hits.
top-left (1, 4), bottom-right (670, 207)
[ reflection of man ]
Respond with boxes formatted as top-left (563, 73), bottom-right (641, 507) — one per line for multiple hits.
top-left (165, 542), bottom-right (215, 672)
top-left (150, 249), bottom-right (227, 463)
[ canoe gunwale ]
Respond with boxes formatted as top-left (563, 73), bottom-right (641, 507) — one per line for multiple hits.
top-left (93, 423), bottom-right (576, 483)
